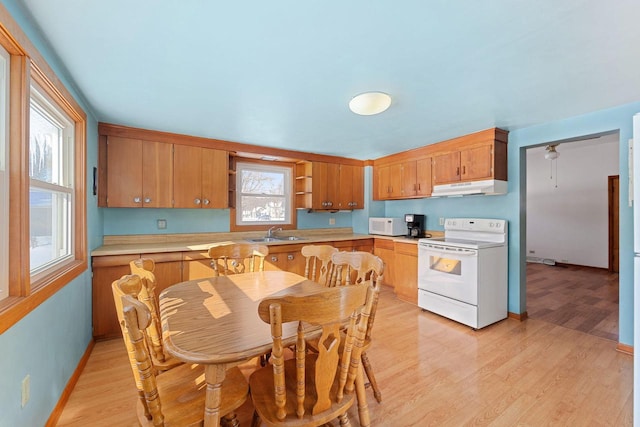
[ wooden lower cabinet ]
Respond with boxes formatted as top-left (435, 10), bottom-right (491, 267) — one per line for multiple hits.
top-left (92, 255), bottom-right (134, 340)
top-left (92, 252), bottom-right (182, 340)
top-left (265, 244), bottom-right (306, 276)
top-left (373, 239), bottom-right (395, 287)
top-left (393, 242), bottom-right (418, 304)
top-left (182, 251), bottom-right (215, 280)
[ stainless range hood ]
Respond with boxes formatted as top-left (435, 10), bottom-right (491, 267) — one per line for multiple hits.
top-left (431, 179), bottom-right (507, 197)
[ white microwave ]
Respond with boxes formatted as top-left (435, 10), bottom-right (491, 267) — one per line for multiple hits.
top-left (368, 217), bottom-right (406, 236)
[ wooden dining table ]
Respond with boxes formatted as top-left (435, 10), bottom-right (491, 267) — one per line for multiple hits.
top-left (159, 270), bottom-right (371, 427)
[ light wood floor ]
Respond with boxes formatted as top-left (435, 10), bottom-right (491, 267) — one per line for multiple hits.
top-left (57, 286), bottom-right (632, 426)
top-left (527, 263), bottom-right (619, 341)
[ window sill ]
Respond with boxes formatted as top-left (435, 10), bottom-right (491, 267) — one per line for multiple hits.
top-left (0, 259), bottom-right (86, 334)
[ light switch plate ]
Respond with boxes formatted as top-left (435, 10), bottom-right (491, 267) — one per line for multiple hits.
top-left (157, 219), bottom-right (167, 229)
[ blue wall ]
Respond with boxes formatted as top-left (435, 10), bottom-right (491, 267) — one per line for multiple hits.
top-left (383, 102), bottom-right (638, 346)
top-left (0, 1), bottom-right (102, 426)
top-left (103, 208), bottom-right (356, 235)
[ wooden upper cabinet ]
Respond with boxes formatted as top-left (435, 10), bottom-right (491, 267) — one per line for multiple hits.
top-left (400, 160), bottom-right (417, 197)
top-left (173, 145), bottom-right (228, 209)
top-left (105, 136), bottom-right (173, 208)
top-left (337, 164), bottom-right (364, 209)
top-left (460, 144), bottom-right (495, 181)
top-left (297, 161), bottom-right (364, 210)
top-left (432, 151), bottom-right (461, 185)
top-left (415, 157), bottom-right (432, 197)
top-left (375, 159), bottom-right (430, 200)
top-left (433, 141), bottom-right (507, 185)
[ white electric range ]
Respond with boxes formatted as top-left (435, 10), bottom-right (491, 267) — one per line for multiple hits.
top-left (417, 218), bottom-right (508, 329)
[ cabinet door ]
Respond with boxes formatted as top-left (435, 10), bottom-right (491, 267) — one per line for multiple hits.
top-left (182, 251), bottom-right (214, 279)
top-left (311, 162), bottom-right (329, 210)
top-left (350, 165), bottom-right (364, 209)
top-left (325, 162), bottom-right (340, 209)
top-left (460, 144), bottom-right (493, 181)
top-left (394, 242), bottom-right (418, 304)
top-left (389, 163), bottom-right (403, 198)
top-left (201, 148), bottom-right (228, 208)
top-left (376, 165), bottom-right (390, 200)
top-left (433, 151), bottom-right (461, 185)
top-left (173, 145), bottom-right (203, 208)
top-left (142, 140), bottom-right (173, 208)
top-left (92, 255), bottom-right (139, 339)
top-left (401, 161), bottom-right (417, 197)
top-left (415, 157), bottom-right (432, 197)
top-left (141, 252), bottom-right (183, 295)
top-left (265, 247), bottom-right (305, 276)
top-left (106, 136), bottom-right (143, 207)
top-left (337, 164), bottom-right (363, 210)
top-left (373, 239), bottom-right (395, 287)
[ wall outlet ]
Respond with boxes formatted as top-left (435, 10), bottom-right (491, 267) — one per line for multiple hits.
top-left (329, 218), bottom-right (336, 225)
top-left (157, 219), bottom-right (167, 229)
top-left (439, 217), bottom-right (445, 226)
top-left (21, 374), bottom-right (30, 408)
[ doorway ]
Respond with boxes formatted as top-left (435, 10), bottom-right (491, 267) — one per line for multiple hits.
top-left (609, 175), bottom-right (619, 273)
top-left (524, 133), bottom-right (620, 341)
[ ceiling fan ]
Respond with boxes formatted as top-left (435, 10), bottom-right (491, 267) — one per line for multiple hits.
top-left (545, 144), bottom-right (560, 160)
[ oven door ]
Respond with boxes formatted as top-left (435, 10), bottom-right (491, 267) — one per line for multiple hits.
top-left (418, 243), bottom-right (478, 305)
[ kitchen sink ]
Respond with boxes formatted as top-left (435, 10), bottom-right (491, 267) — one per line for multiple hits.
top-left (248, 237), bottom-right (281, 242)
top-left (247, 236), bottom-right (307, 243)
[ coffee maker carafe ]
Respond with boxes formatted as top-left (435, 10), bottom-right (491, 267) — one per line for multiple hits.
top-left (404, 214), bottom-right (426, 238)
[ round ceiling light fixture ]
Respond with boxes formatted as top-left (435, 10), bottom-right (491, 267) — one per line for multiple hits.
top-left (349, 92), bottom-right (391, 116)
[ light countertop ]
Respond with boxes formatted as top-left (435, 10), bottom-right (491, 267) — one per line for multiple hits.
top-left (90, 228), bottom-right (432, 257)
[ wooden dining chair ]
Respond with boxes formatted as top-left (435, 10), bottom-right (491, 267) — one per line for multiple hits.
top-left (129, 258), bottom-right (181, 371)
top-left (249, 281), bottom-right (376, 427)
top-left (208, 243), bottom-right (269, 276)
top-left (117, 274), bottom-right (249, 427)
top-left (301, 244), bottom-right (338, 286)
top-left (325, 251), bottom-right (384, 403)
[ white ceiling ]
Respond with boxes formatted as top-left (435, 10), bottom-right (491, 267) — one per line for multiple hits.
top-left (13, 0), bottom-right (640, 160)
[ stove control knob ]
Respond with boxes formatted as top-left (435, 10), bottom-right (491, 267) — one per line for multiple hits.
top-left (489, 222), bottom-right (494, 228)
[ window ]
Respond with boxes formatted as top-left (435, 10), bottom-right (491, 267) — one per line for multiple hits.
top-left (29, 88), bottom-right (74, 274)
top-left (235, 161), bottom-right (292, 227)
top-left (0, 45), bottom-right (8, 302)
top-left (0, 9), bottom-right (87, 333)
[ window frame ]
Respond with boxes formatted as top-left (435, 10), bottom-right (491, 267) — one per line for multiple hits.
top-left (230, 159), bottom-right (297, 232)
top-left (0, 13), bottom-right (87, 333)
top-left (0, 43), bottom-right (9, 302)
top-left (29, 85), bottom-right (75, 275)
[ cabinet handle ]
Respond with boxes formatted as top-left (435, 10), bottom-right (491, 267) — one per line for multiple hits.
top-left (418, 184), bottom-right (421, 191)
top-left (133, 197), bottom-right (141, 203)
top-left (462, 166), bottom-right (466, 175)
top-left (203, 198), bottom-right (210, 205)
top-left (271, 256), bottom-right (278, 262)
top-left (144, 197), bottom-right (151, 203)
top-left (194, 198), bottom-right (201, 205)
top-left (287, 254), bottom-right (294, 261)
top-left (456, 167), bottom-right (460, 176)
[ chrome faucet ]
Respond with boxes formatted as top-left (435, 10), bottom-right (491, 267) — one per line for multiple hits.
top-left (266, 226), bottom-right (282, 238)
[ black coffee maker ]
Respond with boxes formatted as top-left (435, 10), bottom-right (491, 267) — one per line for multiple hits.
top-left (405, 214), bottom-right (426, 238)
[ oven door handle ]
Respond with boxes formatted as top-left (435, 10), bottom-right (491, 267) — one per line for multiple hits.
top-left (422, 246), bottom-right (477, 256)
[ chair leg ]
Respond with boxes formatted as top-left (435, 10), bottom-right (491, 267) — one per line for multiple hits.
top-left (137, 390), bottom-right (152, 419)
top-left (361, 351), bottom-right (382, 403)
